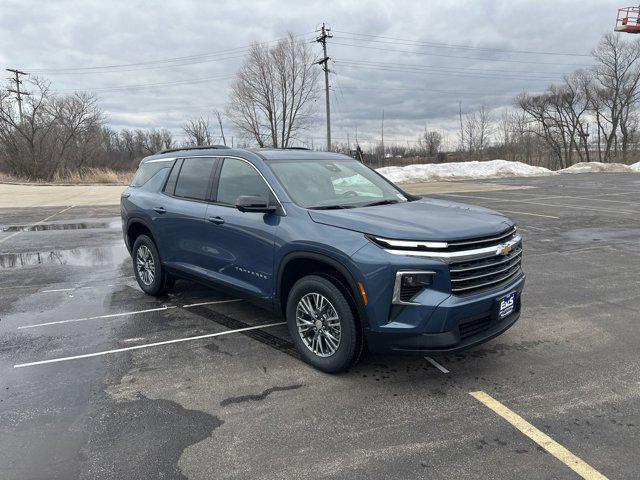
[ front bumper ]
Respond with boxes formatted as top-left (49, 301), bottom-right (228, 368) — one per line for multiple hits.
top-left (365, 275), bottom-right (525, 354)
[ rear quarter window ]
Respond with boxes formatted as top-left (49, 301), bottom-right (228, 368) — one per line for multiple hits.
top-left (131, 160), bottom-right (174, 187)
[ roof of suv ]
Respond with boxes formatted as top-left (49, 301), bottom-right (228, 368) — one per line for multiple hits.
top-left (253, 149), bottom-right (351, 161)
top-left (140, 146), bottom-right (352, 164)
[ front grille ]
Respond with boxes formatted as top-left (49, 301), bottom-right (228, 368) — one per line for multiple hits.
top-left (450, 246), bottom-right (523, 294)
top-left (459, 316), bottom-right (491, 339)
top-left (373, 226), bottom-right (523, 295)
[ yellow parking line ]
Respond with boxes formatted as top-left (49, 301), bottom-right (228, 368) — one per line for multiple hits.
top-left (470, 391), bottom-right (608, 480)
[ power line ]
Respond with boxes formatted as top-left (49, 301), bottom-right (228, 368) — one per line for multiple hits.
top-left (37, 53), bottom-right (250, 76)
top-left (27, 32), bottom-right (315, 74)
top-left (55, 73), bottom-right (236, 94)
top-left (330, 41), bottom-right (590, 67)
top-left (335, 60), bottom-right (558, 82)
top-left (332, 30), bottom-right (592, 57)
top-left (333, 83), bottom-right (503, 97)
top-left (333, 58), bottom-right (570, 77)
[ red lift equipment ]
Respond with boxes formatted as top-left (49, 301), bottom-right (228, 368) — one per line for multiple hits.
top-left (616, 6), bottom-right (640, 33)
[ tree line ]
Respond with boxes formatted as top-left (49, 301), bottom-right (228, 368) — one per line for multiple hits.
top-left (501, 33), bottom-right (640, 169)
top-left (2, 33), bottom-right (640, 181)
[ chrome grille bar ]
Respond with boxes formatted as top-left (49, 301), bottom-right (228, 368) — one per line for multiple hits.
top-left (451, 267), bottom-right (522, 293)
top-left (451, 259), bottom-right (522, 284)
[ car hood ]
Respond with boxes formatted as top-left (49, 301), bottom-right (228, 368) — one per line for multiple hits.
top-left (308, 198), bottom-right (514, 241)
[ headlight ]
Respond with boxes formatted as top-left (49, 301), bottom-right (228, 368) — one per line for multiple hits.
top-left (392, 271), bottom-right (435, 305)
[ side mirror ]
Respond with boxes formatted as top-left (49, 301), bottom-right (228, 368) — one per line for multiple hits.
top-left (235, 195), bottom-right (277, 213)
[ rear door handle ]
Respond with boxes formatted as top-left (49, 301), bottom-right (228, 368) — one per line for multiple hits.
top-left (208, 216), bottom-right (225, 225)
top-left (153, 206), bottom-right (166, 214)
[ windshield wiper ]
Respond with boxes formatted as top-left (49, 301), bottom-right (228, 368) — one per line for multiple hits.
top-left (361, 199), bottom-right (401, 208)
top-left (308, 204), bottom-right (353, 210)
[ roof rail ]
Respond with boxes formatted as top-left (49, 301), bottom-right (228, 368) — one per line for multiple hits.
top-left (158, 145), bottom-right (229, 154)
top-left (285, 147), bottom-right (310, 150)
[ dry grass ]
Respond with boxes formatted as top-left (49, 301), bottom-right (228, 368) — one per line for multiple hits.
top-left (0, 168), bottom-right (134, 185)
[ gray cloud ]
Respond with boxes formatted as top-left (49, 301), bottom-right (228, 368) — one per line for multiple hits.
top-left (0, 0), bottom-right (619, 147)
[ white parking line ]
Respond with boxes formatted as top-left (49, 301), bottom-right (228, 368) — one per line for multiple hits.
top-left (17, 298), bottom-right (243, 329)
top-left (0, 205), bottom-right (75, 245)
top-left (13, 322), bottom-right (287, 368)
top-left (494, 192), bottom-right (640, 206)
top-left (182, 299), bottom-right (242, 308)
top-left (425, 356), bottom-right (449, 373)
top-left (497, 209), bottom-right (560, 219)
top-left (18, 306), bottom-right (178, 329)
top-left (441, 193), bottom-right (638, 215)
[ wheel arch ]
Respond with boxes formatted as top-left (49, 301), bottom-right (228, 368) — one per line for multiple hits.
top-left (126, 217), bottom-right (156, 253)
top-left (276, 251), bottom-right (369, 328)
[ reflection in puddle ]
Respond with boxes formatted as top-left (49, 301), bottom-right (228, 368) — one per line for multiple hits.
top-left (2, 220), bottom-right (119, 232)
top-left (0, 245), bottom-right (129, 268)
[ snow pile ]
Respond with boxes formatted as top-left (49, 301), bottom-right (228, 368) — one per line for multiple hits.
top-left (630, 161), bottom-right (640, 171)
top-left (376, 160), bottom-right (555, 183)
top-left (559, 162), bottom-right (636, 174)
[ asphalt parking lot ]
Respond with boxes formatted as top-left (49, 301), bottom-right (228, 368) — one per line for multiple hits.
top-left (1, 172), bottom-right (639, 480)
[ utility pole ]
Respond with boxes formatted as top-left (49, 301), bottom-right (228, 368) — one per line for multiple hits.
top-left (316, 23), bottom-right (332, 151)
top-left (6, 69), bottom-right (30, 121)
top-left (458, 101), bottom-right (464, 152)
top-left (380, 109), bottom-right (385, 165)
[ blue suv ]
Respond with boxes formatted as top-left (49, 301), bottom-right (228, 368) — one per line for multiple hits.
top-left (121, 146), bottom-right (524, 372)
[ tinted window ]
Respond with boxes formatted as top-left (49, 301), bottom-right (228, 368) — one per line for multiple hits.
top-left (216, 158), bottom-right (270, 205)
top-left (163, 159), bottom-right (183, 195)
top-left (174, 157), bottom-right (216, 201)
top-left (131, 160), bottom-right (173, 187)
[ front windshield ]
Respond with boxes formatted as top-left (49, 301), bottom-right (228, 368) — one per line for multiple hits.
top-left (268, 158), bottom-right (408, 209)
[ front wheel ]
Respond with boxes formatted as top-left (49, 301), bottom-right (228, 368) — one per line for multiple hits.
top-left (286, 275), bottom-right (363, 373)
top-left (132, 234), bottom-right (173, 296)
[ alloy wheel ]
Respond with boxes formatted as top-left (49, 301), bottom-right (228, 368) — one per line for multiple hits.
top-left (295, 292), bottom-right (341, 357)
top-left (136, 245), bottom-right (155, 285)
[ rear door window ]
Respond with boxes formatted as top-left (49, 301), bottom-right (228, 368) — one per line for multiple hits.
top-left (173, 157), bottom-right (217, 201)
top-left (163, 159), bottom-right (183, 195)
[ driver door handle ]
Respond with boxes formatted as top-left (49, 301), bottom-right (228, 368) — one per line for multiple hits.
top-left (153, 206), bottom-right (166, 214)
top-left (208, 216), bottom-right (225, 225)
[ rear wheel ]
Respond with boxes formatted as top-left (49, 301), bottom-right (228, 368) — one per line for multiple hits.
top-left (286, 275), bottom-right (362, 373)
top-left (132, 234), bottom-right (173, 296)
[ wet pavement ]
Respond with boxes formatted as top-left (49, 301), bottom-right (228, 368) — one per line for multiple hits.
top-left (0, 173), bottom-right (639, 479)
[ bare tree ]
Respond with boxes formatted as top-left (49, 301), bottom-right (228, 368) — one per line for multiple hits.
top-left (589, 33), bottom-right (640, 162)
top-left (141, 128), bottom-right (173, 154)
top-left (418, 128), bottom-right (442, 157)
top-left (227, 33), bottom-right (319, 148)
top-left (460, 105), bottom-right (493, 160)
top-left (517, 88), bottom-right (578, 169)
top-left (0, 76), bottom-right (102, 180)
top-left (183, 117), bottom-right (212, 146)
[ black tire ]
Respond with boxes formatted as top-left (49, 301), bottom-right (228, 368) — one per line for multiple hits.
top-left (286, 275), bottom-right (363, 373)
top-left (132, 234), bottom-right (173, 297)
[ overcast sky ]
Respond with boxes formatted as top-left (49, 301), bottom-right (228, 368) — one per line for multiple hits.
top-left (0, 0), bottom-right (624, 148)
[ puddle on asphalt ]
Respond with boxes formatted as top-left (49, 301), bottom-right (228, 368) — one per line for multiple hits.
top-left (2, 220), bottom-right (119, 232)
top-left (0, 245), bottom-right (129, 268)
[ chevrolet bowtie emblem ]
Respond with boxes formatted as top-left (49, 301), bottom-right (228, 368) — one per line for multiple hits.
top-left (497, 243), bottom-right (512, 255)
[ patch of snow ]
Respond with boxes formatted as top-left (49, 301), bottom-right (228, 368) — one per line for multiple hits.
top-left (629, 161), bottom-right (640, 171)
top-left (376, 159), bottom-right (555, 183)
top-left (559, 162), bottom-right (636, 174)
